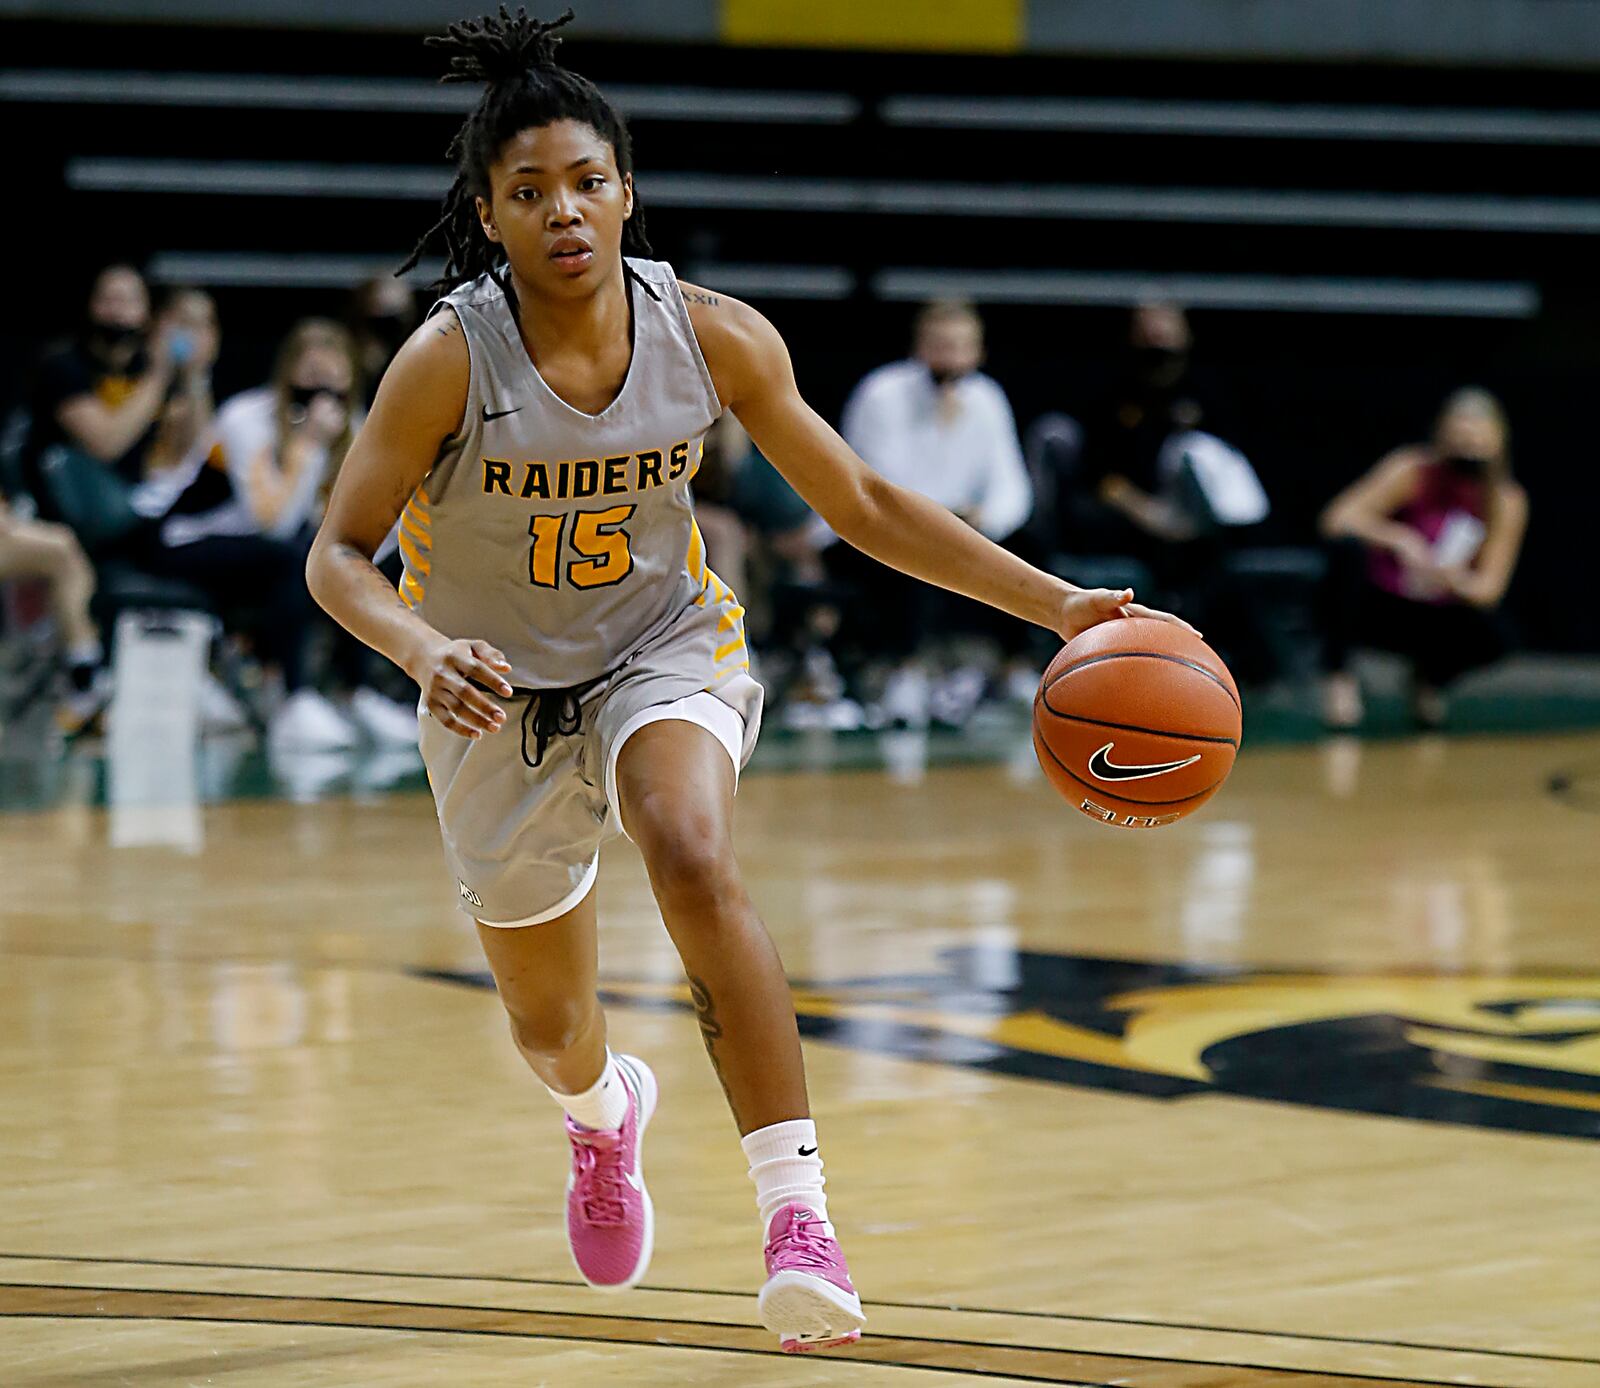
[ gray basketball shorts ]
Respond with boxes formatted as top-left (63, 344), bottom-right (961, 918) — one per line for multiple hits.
top-left (418, 596), bottom-right (763, 927)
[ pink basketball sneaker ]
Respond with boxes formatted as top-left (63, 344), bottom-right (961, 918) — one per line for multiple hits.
top-left (564, 1054), bottom-right (657, 1291)
top-left (758, 1203), bottom-right (866, 1352)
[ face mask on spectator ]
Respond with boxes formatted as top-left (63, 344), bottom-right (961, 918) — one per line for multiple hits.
top-left (288, 384), bottom-right (349, 410)
top-left (1441, 453), bottom-right (1494, 479)
top-left (87, 321), bottom-right (144, 357)
top-left (1130, 344), bottom-right (1187, 384)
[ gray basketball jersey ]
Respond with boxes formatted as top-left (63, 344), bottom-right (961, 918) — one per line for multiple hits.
top-left (397, 258), bottom-right (725, 688)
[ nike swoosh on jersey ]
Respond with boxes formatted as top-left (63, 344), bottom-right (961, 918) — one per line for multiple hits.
top-left (482, 404), bottom-right (523, 421)
top-left (1087, 742), bottom-right (1203, 782)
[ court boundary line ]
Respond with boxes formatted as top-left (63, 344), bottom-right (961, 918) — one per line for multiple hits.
top-left (0, 1253), bottom-right (1592, 1371)
top-left (0, 1309), bottom-right (1111, 1387)
top-left (0, 1281), bottom-right (1512, 1388)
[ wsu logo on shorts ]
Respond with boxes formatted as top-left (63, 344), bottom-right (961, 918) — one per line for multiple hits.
top-left (458, 881), bottom-right (484, 910)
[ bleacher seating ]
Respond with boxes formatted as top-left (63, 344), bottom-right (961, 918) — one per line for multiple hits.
top-left (2, 18), bottom-right (1598, 652)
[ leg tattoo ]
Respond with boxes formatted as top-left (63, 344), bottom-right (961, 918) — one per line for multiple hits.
top-left (688, 973), bottom-right (740, 1124)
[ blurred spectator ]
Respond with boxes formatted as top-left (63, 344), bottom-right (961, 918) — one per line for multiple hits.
top-left (147, 318), bottom-right (363, 546)
top-left (144, 287), bottom-right (221, 474)
top-left (134, 317), bottom-right (414, 748)
top-left (0, 496), bottom-right (106, 732)
top-left (347, 276), bottom-right (419, 405)
top-left (689, 414), bottom-right (754, 608)
top-left (1027, 302), bottom-right (1206, 566)
top-left (696, 414), bottom-right (824, 612)
top-left (694, 415), bottom-right (853, 726)
top-left (1033, 302), bottom-right (1277, 684)
top-left (1089, 302), bottom-right (1206, 548)
top-left (839, 301), bottom-right (1031, 541)
top-left (826, 301), bottom-right (1035, 727)
top-left (25, 264), bottom-right (181, 490)
top-left (1318, 387), bottom-right (1528, 729)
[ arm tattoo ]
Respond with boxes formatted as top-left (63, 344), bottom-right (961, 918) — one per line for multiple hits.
top-left (683, 290), bottom-right (720, 307)
top-left (687, 974), bottom-right (739, 1123)
top-left (329, 539), bottom-right (406, 614)
top-left (433, 316), bottom-right (461, 338)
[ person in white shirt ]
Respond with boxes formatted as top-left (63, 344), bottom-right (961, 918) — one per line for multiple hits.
top-left (826, 301), bottom-right (1037, 726)
top-left (840, 302), bottom-right (1032, 543)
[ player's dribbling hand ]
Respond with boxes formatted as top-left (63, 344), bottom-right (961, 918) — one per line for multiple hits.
top-left (411, 637), bottom-right (515, 740)
top-left (1057, 587), bottom-right (1199, 643)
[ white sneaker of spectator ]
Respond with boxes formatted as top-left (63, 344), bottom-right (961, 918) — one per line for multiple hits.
top-left (267, 745), bottom-right (351, 803)
top-left (352, 746), bottom-right (425, 793)
top-left (878, 664), bottom-right (931, 730)
top-left (819, 697), bottom-right (866, 731)
top-left (269, 689), bottom-right (359, 752)
top-left (346, 686), bottom-right (421, 745)
top-left (199, 673), bottom-right (251, 733)
top-left (799, 647), bottom-right (847, 703)
top-left (930, 664), bottom-right (988, 729)
top-left (780, 696), bottom-right (865, 733)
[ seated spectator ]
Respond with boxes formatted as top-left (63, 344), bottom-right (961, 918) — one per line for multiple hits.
top-left (0, 495), bottom-right (106, 732)
top-left (1087, 302), bottom-right (1207, 553)
top-left (25, 264), bottom-right (188, 491)
top-left (689, 414), bottom-right (756, 610)
top-left (136, 318), bottom-right (415, 748)
top-left (144, 287), bottom-right (221, 475)
top-left (346, 276), bottom-right (420, 407)
top-left (1042, 302), bottom-right (1277, 684)
top-left (826, 300), bottom-right (1036, 727)
top-left (1318, 387), bottom-right (1527, 729)
top-left (694, 415), bottom-right (852, 725)
top-left (150, 318), bottom-right (364, 546)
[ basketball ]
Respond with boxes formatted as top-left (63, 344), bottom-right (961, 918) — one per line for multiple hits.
top-left (1033, 617), bottom-right (1242, 828)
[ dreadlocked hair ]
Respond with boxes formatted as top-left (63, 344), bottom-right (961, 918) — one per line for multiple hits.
top-left (397, 6), bottom-right (653, 305)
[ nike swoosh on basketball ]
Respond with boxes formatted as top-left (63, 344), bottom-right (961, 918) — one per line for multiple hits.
top-left (1087, 742), bottom-right (1203, 783)
top-left (482, 404), bottom-right (522, 421)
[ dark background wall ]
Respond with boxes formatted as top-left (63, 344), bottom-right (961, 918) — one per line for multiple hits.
top-left (2, 14), bottom-right (1597, 650)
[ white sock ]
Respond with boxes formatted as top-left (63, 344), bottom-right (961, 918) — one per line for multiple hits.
top-left (741, 1118), bottom-right (830, 1235)
top-left (547, 1050), bottom-right (630, 1131)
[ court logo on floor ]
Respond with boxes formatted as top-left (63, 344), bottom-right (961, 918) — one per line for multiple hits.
top-left (414, 949), bottom-right (1600, 1141)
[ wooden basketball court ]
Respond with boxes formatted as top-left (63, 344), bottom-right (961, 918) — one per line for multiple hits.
top-left (4, 731), bottom-right (1599, 1385)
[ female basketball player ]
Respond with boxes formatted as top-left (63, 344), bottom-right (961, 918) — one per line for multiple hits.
top-left (307, 7), bottom-right (1188, 1352)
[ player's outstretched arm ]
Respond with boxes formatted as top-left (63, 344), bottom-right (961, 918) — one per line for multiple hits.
top-left (682, 284), bottom-right (1192, 641)
top-left (306, 311), bottom-right (513, 740)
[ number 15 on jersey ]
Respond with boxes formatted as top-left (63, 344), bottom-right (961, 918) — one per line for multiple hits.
top-left (528, 505), bottom-right (636, 590)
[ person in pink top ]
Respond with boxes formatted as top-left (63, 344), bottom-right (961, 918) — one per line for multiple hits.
top-left (1318, 388), bottom-right (1528, 728)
